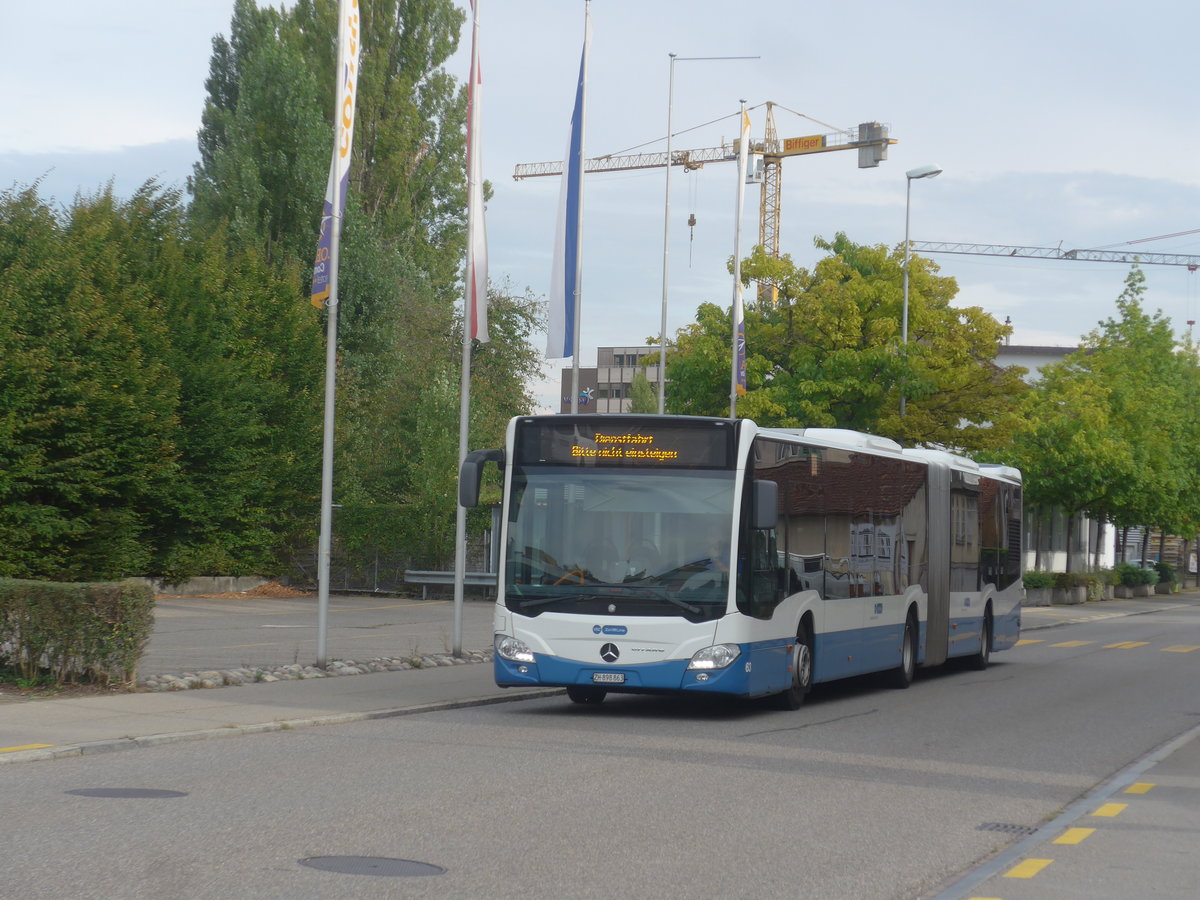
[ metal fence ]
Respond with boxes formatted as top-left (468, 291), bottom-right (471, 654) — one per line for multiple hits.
top-left (285, 528), bottom-right (496, 594)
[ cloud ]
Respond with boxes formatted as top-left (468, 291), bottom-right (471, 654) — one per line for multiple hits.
top-left (2, 140), bottom-right (198, 205)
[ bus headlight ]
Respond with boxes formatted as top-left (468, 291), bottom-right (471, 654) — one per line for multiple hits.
top-left (687, 643), bottom-right (741, 670)
top-left (495, 634), bottom-right (535, 663)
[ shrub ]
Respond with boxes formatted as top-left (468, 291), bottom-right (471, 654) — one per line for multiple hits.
top-left (1154, 561), bottom-right (1175, 585)
top-left (0, 578), bottom-right (155, 685)
top-left (1114, 562), bottom-right (1156, 587)
top-left (1023, 571), bottom-right (1054, 589)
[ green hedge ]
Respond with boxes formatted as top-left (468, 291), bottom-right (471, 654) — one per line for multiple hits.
top-left (0, 579), bottom-right (155, 686)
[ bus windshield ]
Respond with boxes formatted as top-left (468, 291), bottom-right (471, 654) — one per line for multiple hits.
top-left (504, 466), bottom-right (736, 622)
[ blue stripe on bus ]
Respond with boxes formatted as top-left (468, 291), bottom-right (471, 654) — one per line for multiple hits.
top-left (812, 624), bottom-right (909, 682)
top-left (496, 608), bottom-right (1018, 701)
top-left (495, 653), bottom-right (760, 697)
top-left (495, 620), bottom-right (926, 699)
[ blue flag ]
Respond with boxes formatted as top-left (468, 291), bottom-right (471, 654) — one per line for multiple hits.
top-left (546, 7), bottom-right (591, 359)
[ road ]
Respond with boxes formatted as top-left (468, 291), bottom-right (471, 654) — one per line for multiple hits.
top-left (140, 593), bottom-right (498, 673)
top-left (3, 603), bottom-right (1199, 899)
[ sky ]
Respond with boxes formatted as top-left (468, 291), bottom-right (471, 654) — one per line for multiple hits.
top-left (9, 0), bottom-right (1200, 411)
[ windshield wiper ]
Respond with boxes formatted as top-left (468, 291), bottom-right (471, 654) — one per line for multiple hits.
top-left (516, 593), bottom-right (605, 610)
top-left (515, 587), bottom-right (701, 615)
top-left (605, 581), bottom-right (703, 615)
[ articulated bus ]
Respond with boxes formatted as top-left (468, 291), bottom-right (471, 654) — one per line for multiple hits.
top-left (459, 415), bottom-right (1023, 709)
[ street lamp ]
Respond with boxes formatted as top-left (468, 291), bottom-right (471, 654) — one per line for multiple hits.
top-left (900, 163), bottom-right (942, 417)
top-left (658, 53), bottom-right (757, 413)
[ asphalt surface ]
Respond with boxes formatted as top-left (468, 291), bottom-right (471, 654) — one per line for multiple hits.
top-left (1, 591), bottom-right (1197, 768)
top-left (5, 590), bottom-right (1200, 898)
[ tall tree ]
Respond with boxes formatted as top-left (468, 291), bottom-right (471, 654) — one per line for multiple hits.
top-left (0, 186), bottom-right (181, 579)
top-left (1078, 266), bottom-right (1200, 538)
top-left (1005, 264), bottom-right (1200, 570)
top-left (284, 0), bottom-right (468, 288)
top-left (191, 31), bottom-right (327, 265)
top-left (665, 235), bottom-right (1027, 450)
top-left (188, 0), bottom-right (542, 572)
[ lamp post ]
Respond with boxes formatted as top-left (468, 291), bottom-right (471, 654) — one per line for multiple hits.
top-left (900, 163), bottom-right (942, 417)
top-left (658, 53), bottom-right (757, 414)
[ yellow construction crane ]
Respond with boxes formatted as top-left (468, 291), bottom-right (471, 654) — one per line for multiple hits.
top-left (513, 102), bottom-right (896, 299)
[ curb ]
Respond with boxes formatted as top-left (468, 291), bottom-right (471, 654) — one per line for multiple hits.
top-left (0, 687), bottom-right (563, 766)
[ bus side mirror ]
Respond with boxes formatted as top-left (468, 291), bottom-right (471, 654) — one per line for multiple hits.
top-left (752, 479), bottom-right (778, 530)
top-left (459, 449), bottom-right (505, 508)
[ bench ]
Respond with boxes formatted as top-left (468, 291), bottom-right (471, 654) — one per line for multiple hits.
top-left (403, 570), bottom-right (498, 601)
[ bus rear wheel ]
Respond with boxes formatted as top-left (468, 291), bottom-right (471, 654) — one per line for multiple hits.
top-left (969, 613), bottom-right (992, 671)
top-left (770, 622), bottom-right (813, 710)
top-left (567, 686), bottom-right (607, 705)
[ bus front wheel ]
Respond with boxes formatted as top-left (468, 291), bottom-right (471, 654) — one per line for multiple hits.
top-left (567, 686), bottom-right (607, 705)
top-left (770, 622), bottom-right (813, 710)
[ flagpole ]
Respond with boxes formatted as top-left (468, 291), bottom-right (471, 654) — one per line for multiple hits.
top-left (657, 52), bottom-right (676, 415)
top-left (730, 100), bottom-right (750, 417)
top-left (314, 0), bottom-right (360, 668)
top-left (570, 0), bottom-right (591, 413)
top-left (453, 0), bottom-right (487, 658)
top-left (315, 203), bottom-right (339, 668)
top-left (452, 328), bottom-right (470, 658)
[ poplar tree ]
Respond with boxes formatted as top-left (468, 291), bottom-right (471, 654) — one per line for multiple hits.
top-left (190, 0), bottom-right (539, 569)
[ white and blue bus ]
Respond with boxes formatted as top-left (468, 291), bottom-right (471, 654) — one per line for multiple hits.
top-left (459, 415), bottom-right (1022, 709)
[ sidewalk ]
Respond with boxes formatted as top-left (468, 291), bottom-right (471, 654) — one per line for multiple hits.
top-left (0, 657), bottom-right (559, 765)
top-left (1021, 589), bottom-right (1200, 631)
top-left (3, 591), bottom-right (1198, 766)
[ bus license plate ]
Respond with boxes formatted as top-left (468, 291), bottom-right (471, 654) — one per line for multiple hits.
top-left (592, 672), bottom-right (625, 684)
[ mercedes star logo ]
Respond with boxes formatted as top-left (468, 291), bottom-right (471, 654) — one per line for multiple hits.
top-left (600, 643), bottom-right (620, 663)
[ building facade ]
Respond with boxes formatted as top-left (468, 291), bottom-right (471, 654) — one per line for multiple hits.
top-left (558, 345), bottom-right (666, 414)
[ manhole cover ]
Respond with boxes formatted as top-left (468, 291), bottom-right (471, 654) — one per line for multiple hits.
top-left (977, 822), bottom-right (1036, 835)
top-left (299, 857), bottom-right (446, 878)
top-left (66, 788), bottom-right (188, 799)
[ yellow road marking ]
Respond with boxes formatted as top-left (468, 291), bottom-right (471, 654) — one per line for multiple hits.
top-left (0, 744), bottom-right (52, 753)
top-left (1125, 782), bottom-right (1155, 794)
top-left (1093, 802), bottom-right (1127, 817)
top-left (1104, 641), bottom-right (1150, 649)
top-left (1163, 645), bottom-right (1200, 653)
top-left (1004, 858), bottom-right (1053, 879)
top-left (1051, 640), bottom-right (1093, 647)
top-left (1015, 639), bottom-right (1044, 646)
top-left (1053, 827), bottom-right (1095, 845)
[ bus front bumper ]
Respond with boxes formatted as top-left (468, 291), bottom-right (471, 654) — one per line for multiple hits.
top-left (495, 652), bottom-right (755, 697)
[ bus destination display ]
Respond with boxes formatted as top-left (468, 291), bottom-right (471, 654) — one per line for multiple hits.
top-left (516, 418), bottom-right (734, 469)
